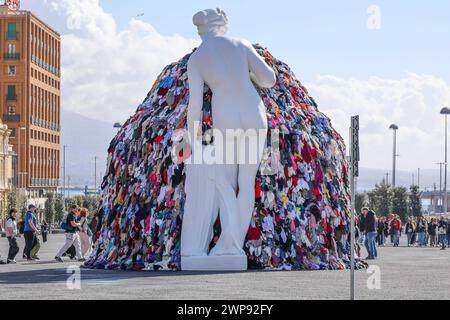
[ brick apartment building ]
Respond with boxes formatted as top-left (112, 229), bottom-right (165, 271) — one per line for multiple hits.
top-left (0, 1), bottom-right (61, 198)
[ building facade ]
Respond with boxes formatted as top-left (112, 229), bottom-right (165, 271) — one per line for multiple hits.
top-left (0, 4), bottom-right (61, 198)
top-left (0, 118), bottom-right (12, 224)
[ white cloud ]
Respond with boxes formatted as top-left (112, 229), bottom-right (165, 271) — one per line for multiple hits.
top-left (39, 0), bottom-right (199, 122)
top-left (307, 73), bottom-right (450, 171)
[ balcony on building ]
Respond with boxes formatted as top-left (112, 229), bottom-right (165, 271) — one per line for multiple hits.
top-left (6, 94), bottom-right (17, 101)
top-left (3, 114), bottom-right (20, 122)
top-left (4, 52), bottom-right (20, 60)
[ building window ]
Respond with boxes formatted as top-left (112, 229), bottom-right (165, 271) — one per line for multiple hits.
top-left (7, 85), bottom-right (16, 101)
top-left (8, 106), bottom-right (16, 115)
top-left (8, 43), bottom-right (16, 54)
top-left (7, 22), bottom-right (17, 39)
top-left (8, 65), bottom-right (16, 76)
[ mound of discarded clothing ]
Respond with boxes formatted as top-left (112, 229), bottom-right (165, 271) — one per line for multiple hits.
top-left (85, 44), bottom-right (368, 272)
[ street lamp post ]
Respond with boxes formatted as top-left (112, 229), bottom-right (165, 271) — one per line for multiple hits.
top-left (389, 124), bottom-right (399, 187)
top-left (436, 162), bottom-right (444, 212)
top-left (440, 107), bottom-right (450, 214)
top-left (62, 145), bottom-right (68, 206)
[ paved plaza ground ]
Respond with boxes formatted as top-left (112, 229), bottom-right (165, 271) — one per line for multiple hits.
top-left (0, 234), bottom-right (449, 300)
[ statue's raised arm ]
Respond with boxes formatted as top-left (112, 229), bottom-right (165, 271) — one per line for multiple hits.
top-left (242, 39), bottom-right (277, 88)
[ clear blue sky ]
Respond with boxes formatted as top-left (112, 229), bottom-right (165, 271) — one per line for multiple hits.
top-left (100, 0), bottom-right (450, 83)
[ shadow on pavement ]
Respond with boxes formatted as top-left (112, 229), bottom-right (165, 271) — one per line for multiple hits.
top-left (0, 266), bottom-right (270, 285)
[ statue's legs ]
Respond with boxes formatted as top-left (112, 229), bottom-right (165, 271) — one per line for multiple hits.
top-left (236, 128), bottom-right (266, 244)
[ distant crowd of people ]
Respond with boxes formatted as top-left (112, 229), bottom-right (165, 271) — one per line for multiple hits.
top-left (357, 207), bottom-right (450, 260)
top-left (0, 204), bottom-right (100, 264)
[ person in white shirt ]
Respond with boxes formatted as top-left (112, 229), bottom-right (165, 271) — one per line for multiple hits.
top-left (5, 208), bottom-right (19, 264)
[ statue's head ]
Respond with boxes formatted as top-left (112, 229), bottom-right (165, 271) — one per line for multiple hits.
top-left (193, 8), bottom-right (228, 38)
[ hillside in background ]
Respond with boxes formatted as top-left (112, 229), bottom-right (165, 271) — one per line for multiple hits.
top-left (60, 109), bottom-right (115, 188)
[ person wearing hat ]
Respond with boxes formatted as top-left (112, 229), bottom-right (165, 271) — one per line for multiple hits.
top-left (23, 204), bottom-right (40, 261)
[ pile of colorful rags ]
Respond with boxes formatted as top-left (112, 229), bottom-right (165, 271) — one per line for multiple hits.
top-left (84, 44), bottom-right (368, 272)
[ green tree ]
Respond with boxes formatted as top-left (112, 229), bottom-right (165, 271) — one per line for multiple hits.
top-left (367, 183), bottom-right (391, 216)
top-left (7, 188), bottom-right (18, 212)
top-left (44, 192), bottom-right (55, 223)
top-left (54, 194), bottom-right (64, 223)
top-left (7, 188), bottom-right (28, 219)
top-left (409, 185), bottom-right (422, 217)
top-left (391, 187), bottom-right (409, 222)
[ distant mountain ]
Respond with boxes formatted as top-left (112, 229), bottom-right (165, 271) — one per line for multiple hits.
top-left (357, 168), bottom-right (442, 192)
top-left (60, 109), bottom-right (116, 188)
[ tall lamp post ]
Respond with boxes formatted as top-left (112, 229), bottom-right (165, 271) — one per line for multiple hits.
top-left (440, 107), bottom-right (450, 213)
top-left (389, 124), bottom-right (399, 187)
top-left (436, 162), bottom-right (444, 212)
top-left (62, 145), bottom-right (68, 207)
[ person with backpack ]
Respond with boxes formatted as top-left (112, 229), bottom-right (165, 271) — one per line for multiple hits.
top-left (5, 209), bottom-right (20, 264)
top-left (23, 205), bottom-right (41, 261)
top-left (55, 205), bottom-right (85, 262)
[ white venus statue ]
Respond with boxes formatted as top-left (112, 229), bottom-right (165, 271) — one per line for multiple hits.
top-left (180, 8), bottom-right (277, 271)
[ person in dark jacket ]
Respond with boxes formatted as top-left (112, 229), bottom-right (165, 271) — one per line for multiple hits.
top-left (428, 218), bottom-right (437, 247)
top-left (362, 207), bottom-right (378, 259)
top-left (377, 217), bottom-right (386, 246)
top-left (446, 217), bottom-right (450, 250)
top-left (417, 216), bottom-right (428, 247)
top-left (405, 217), bottom-right (415, 247)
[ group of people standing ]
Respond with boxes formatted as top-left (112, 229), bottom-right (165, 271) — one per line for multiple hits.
top-left (358, 207), bottom-right (450, 261)
top-left (403, 215), bottom-right (450, 248)
top-left (1, 204), bottom-right (95, 265)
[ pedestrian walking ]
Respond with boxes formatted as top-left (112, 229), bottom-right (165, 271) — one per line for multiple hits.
top-left (446, 217), bottom-right (450, 250)
top-left (55, 205), bottom-right (85, 262)
top-left (417, 216), bottom-right (428, 247)
top-left (41, 220), bottom-right (49, 243)
top-left (5, 209), bottom-right (19, 264)
top-left (428, 218), bottom-right (438, 247)
top-left (391, 214), bottom-right (402, 247)
top-left (23, 205), bottom-right (40, 261)
top-left (377, 217), bottom-right (386, 246)
top-left (411, 217), bottom-right (418, 245)
top-left (362, 207), bottom-right (378, 260)
top-left (438, 217), bottom-right (447, 250)
top-left (405, 217), bottom-right (414, 247)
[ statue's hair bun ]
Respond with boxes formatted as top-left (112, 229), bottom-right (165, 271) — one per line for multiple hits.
top-left (193, 11), bottom-right (208, 26)
top-left (193, 8), bottom-right (228, 27)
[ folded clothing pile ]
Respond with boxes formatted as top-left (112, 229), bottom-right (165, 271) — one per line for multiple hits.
top-left (85, 44), bottom-right (365, 271)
